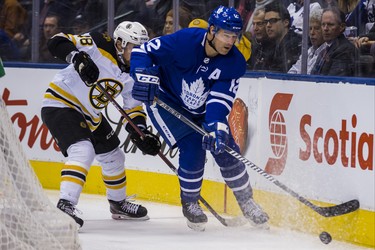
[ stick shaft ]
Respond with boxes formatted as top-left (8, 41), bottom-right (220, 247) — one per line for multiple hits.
top-left (95, 83), bottom-right (232, 226)
top-left (155, 98), bottom-right (360, 217)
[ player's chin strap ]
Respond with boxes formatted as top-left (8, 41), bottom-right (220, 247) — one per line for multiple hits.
top-left (207, 32), bottom-right (219, 54)
top-left (114, 46), bottom-right (130, 72)
top-left (116, 50), bottom-right (126, 65)
top-left (207, 25), bottom-right (220, 54)
top-left (115, 43), bottom-right (126, 65)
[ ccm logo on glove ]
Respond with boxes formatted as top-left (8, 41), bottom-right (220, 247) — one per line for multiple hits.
top-left (135, 73), bottom-right (160, 84)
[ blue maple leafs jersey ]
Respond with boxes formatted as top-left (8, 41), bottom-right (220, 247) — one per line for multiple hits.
top-left (130, 28), bottom-right (246, 123)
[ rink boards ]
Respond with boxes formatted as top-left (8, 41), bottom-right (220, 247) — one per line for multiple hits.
top-left (1, 65), bottom-right (374, 248)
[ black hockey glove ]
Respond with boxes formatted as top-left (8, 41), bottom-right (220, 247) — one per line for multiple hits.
top-left (129, 129), bottom-right (161, 156)
top-left (72, 51), bottom-right (99, 87)
top-left (126, 121), bottom-right (161, 156)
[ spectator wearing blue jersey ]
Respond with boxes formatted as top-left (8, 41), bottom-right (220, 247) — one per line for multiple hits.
top-left (130, 6), bottom-right (269, 231)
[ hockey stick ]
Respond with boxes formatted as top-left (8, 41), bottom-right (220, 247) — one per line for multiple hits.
top-left (155, 98), bottom-right (360, 218)
top-left (95, 83), bottom-right (245, 227)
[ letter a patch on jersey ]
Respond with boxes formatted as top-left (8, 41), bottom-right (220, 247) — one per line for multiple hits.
top-left (208, 69), bottom-right (221, 80)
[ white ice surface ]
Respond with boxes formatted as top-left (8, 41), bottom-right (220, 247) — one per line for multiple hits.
top-left (46, 190), bottom-right (370, 250)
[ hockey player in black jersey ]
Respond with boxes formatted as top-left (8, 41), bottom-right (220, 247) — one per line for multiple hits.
top-left (41, 21), bottom-right (161, 228)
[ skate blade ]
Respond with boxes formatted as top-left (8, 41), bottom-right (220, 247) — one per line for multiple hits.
top-left (186, 220), bottom-right (206, 232)
top-left (111, 214), bottom-right (150, 221)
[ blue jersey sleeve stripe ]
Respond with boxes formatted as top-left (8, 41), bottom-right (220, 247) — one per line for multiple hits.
top-left (206, 99), bottom-right (231, 112)
top-left (209, 91), bottom-right (235, 102)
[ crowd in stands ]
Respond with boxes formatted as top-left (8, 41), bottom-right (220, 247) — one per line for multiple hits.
top-left (0, 0), bottom-right (374, 77)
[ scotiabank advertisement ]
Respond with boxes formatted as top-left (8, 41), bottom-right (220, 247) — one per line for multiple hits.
top-left (236, 78), bottom-right (374, 211)
top-left (1, 67), bottom-right (374, 211)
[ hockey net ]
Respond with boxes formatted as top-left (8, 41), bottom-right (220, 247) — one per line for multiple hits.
top-left (0, 99), bottom-right (81, 249)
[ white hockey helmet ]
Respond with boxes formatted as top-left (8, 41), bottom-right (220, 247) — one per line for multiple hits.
top-left (113, 21), bottom-right (149, 51)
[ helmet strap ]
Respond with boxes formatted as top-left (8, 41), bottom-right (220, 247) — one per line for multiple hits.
top-left (207, 26), bottom-right (219, 54)
top-left (114, 39), bottom-right (126, 65)
top-left (207, 34), bottom-right (219, 53)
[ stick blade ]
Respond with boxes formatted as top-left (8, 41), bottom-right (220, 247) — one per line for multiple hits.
top-left (317, 199), bottom-right (360, 217)
top-left (224, 216), bottom-right (248, 227)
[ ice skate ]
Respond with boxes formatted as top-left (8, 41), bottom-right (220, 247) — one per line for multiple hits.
top-left (57, 199), bottom-right (84, 228)
top-left (240, 199), bottom-right (269, 229)
top-left (182, 201), bottom-right (208, 231)
top-left (109, 198), bottom-right (149, 220)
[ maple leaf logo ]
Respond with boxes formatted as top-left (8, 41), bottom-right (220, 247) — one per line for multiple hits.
top-left (180, 77), bottom-right (209, 110)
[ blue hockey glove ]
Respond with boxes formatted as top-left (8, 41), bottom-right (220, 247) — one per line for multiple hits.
top-left (131, 68), bottom-right (160, 106)
top-left (202, 121), bottom-right (229, 155)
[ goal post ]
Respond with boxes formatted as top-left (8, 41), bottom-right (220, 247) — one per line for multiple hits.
top-left (0, 99), bottom-right (81, 249)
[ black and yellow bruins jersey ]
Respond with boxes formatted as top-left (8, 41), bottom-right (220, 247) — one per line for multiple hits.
top-left (42, 32), bottom-right (145, 131)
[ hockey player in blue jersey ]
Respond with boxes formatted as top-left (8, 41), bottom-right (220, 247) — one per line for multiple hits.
top-left (130, 6), bottom-right (269, 231)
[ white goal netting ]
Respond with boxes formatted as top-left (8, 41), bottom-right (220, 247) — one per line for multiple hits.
top-left (0, 99), bottom-right (81, 250)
